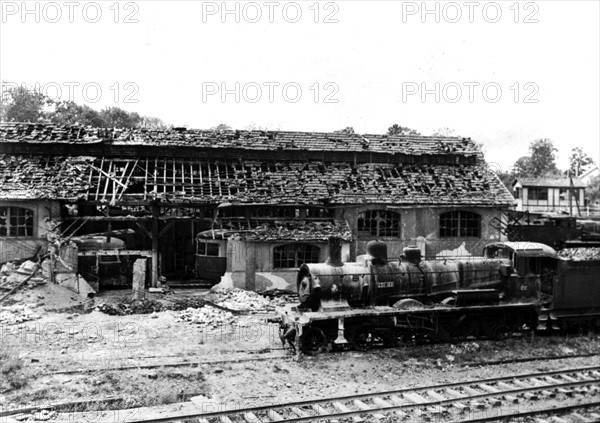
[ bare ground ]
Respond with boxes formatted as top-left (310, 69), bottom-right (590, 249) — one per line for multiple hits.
top-left (1, 286), bottom-right (600, 420)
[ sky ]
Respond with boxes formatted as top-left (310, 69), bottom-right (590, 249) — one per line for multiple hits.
top-left (1, 0), bottom-right (599, 171)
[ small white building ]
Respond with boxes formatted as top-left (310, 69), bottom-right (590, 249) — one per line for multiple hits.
top-left (513, 177), bottom-right (586, 214)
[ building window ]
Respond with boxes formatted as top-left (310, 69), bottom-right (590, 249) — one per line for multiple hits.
top-left (273, 243), bottom-right (320, 269)
top-left (439, 210), bottom-right (481, 238)
top-left (514, 188), bottom-right (521, 199)
top-left (0, 207), bottom-right (34, 237)
top-left (559, 188), bottom-right (568, 201)
top-left (528, 188), bottom-right (548, 201)
top-left (357, 210), bottom-right (400, 237)
top-left (197, 242), bottom-right (219, 256)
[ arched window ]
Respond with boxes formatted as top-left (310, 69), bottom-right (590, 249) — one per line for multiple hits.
top-left (0, 207), bottom-right (34, 237)
top-left (439, 210), bottom-right (481, 238)
top-left (357, 210), bottom-right (400, 237)
top-left (273, 244), bottom-right (320, 269)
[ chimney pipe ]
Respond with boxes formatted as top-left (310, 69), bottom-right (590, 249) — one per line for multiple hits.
top-left (326, 237), bottom-right (343, 267)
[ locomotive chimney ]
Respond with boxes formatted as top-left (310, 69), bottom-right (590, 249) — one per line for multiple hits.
top-left (326, 237), bottom-right (343, 267)
top-left (367, 240), bottom-right (388, 265)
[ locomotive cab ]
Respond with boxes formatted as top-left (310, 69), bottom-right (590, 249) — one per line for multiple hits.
top-left (483, 242), bottom-right (557, 302)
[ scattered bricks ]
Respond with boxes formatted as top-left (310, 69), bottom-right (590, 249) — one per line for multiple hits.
top-left (175, 306), bottom-right (235, 328)
top-left (211, 288), bottom-right (284, 313)
top-left (0, 303), bottom-right (40, 324)
top-left (558, 248), bottom-right (600, 261)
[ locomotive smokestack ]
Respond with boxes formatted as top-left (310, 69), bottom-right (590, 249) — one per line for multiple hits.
top-left (326, 237), bottom-right (343, 267)
top-left (367, 240), bottom-right (388, 265)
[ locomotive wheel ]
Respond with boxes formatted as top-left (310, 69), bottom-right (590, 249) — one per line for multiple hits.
top-left (438, 315), bottom-right (471, 343)
top-left (299, 327), bottom-right (328, 355)
top-left (482, 315), bottom-right (512, 340)
top-left (350, 324), bottom-right (374, 351)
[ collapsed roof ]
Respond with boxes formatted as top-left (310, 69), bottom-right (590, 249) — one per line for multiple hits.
top-left (0, 122), bottom-right (515, 207)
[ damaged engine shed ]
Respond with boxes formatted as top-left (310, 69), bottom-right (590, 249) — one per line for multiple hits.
top-left (0, 122), bottom-right (515, 293)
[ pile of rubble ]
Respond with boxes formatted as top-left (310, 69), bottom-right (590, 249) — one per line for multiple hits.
top-left (96, 296), bottom-right (207, 315)
top-left (558, 247), bottom-right (600, 261)
top-left (167, 296), bottom-right (206, 311)
top-left (174, 306), bottom-right (236, 328)
top-left (211, 288), bottom-right (279, 312)
top-left (0, 303), bottom-right (40, 324)
top-left (96, 299), bottom-right (165, 316)
top-left (1, 261), bottom-right (45, 293)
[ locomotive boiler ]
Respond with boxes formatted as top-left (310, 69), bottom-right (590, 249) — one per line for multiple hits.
top-left (297, 238), bottom-right (536, 313)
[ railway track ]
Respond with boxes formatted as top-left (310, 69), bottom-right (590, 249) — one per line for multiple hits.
top-left (462, 401), bottom-right (600, 422)
top-left (98, 365), bottom-right (600, 423)
top-left (43, 351), bottom-right (600, 375)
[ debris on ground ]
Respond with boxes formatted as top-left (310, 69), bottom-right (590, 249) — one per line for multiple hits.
top-left (174, 306), bottom-right (236, 328)
top-left (0, 303), bottom-right (40, 324)
top-left (166, 296), bottom-right (207, 310)
top-left (558, 247), bottom-right (600, 261)
top-left (257, 289), bottom-right (298, 305)
top-left (95, 295), bottom-right (207, 315)
top-left (0, 260), bottom-right (46, 305)
top-left (96, 299), bottom-right (165, 315)
top-left (210, 288), bottom-right (279, 312)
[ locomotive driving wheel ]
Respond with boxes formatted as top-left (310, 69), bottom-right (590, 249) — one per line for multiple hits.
top-left (299, 327), bottom-right (328, 355)
top-left (438, 315), bottom-right (471, 343)
top-left (482, 314), bottom-right (513, 340)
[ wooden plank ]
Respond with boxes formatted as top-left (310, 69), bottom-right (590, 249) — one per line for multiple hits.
top-left (332, 402), bottom-right (363, 422)
top-left (135, 222), bottom-right (152, 240)
top-left (216, 163), bottom-right (222, 196)
top-left (353, 400), bottom-right (384, 419)
top-left (190, 162), bottom-right (194, 195)
top-left (87, 160), bottom-right (94, 201)
top-left (290, 407), bottom-right (310, 418)
top-left (144, 158), bottom-right (149, 200)
top-left (101, 160), bottom-right (113, 202)
top-left (403, 393), bottom-right (429, 404)
top-left (242, 412), bottom-right (261, 422)
top-left (311, 404), bottom-right (328, 415)
top-left (158, 221), bottom-right (174, 239)
top-left (154, 158), bottom-right (158, 197)
top-left (172, 160), bottom-right (176, 194)
top-left (95, 157), bottom-right (104, 201)
top-left (267, 409), bottom-right (284, 421)
top-left (163, 159), bottom-right (167, 195)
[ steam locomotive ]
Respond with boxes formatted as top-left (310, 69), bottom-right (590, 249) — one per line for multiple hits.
top-left (277, 238), bottom-right (600, 354)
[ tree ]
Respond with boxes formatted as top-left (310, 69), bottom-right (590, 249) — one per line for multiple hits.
top-left (50, 101), bottom-right (108, 127)
top-left (568, 147), bottom-right (595, 177)
top-left (528, 138), bottom-right (560, 177)
top-left (99, 107), bottom-right (142, 128)
top-left (1, 84), bottom-right (169, 129)
top-left (387, 124), bottom-right (420, 136)
top-left (432, 127), bottom-right (457, 137)
top-left (139, 116), bottom-right (167, 130)
top-left (512, 138), bottom-right (560, 178)
top-left (1, 84), bottom-right (51, 122)
top-left (512, 156), bottom-right (533, 177)
top-left (211, 123), bottom-right (232, 131)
